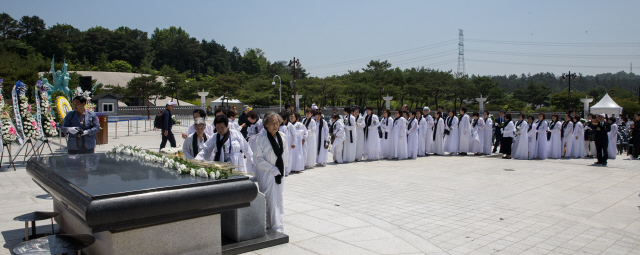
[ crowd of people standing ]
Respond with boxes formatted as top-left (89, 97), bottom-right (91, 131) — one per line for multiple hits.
top-left (161, 100), bottom-right (640, 233)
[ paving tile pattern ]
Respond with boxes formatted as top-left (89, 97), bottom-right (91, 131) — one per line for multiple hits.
top-left (0, 121), bottom-right (639, 254)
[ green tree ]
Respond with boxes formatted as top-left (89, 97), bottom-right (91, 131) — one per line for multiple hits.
top-left (150, 26), bottom-right (201, 73)
top-left (111, 60), bottom-right (133, 73)
top-left (362, 60), bottom-right (392, 112)
top-left (0, 13), bottom-right (18, 38)
top-left (161, 65), bottom-right (186, 105)
top-left (242, 48), bottom-right (262, 75)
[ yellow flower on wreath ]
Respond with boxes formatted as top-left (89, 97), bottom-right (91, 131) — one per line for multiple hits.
top-left (56, 96), bottom-right (72, 119)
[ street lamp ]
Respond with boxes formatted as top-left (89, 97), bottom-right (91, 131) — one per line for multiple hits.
top-left (145, 78), bottom-right (151, 119)
top-left (561, 71), bottom-right (579, 111)
top-left (272, 75), bottom-right (282, 112)
top-left (288, 57), bottom-right (301, 111)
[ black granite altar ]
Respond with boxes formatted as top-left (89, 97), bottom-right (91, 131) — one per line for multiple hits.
top-left (27, 153), bottom-right (258, 232)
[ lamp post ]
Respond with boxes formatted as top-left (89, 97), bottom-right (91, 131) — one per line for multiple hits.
top-left (288, 57), bottom-right (301, 112)
top-left (272, 75), bottom-right (282, 112)
top-left (561, 71), bottom-right (579, 111)
top-left (145, 78), bottom-right (151, 119)
top-left (634, 84), bottom-right (640, 103)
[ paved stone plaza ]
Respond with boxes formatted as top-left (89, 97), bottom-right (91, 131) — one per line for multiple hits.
top-left (1, 121), bottom-right (639, 254)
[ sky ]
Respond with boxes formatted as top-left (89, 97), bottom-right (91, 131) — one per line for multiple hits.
top-left (4, 0), bottom-right (640, 77)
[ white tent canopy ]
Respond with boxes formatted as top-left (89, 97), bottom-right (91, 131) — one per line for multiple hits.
top-left (210, 96), bottom-right (244, 110)
top-left (590, 93), bottom-right (623, 116)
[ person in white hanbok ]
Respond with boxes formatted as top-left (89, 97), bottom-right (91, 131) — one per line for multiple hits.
top-left (561, 115), bottom-right (574, 158)
top-left (278, 112), bottom-right (294, 175)
top-left (423, 108), bottom-right (434, 154)
top-left (546, 115), bottom-right (563, 159)
top-left (500, 114), bottom-right (515, 159)
top-left (527, 116), bottom-right (537, 160)
top-left (444, 110), bottom-right (459, 155)
top-left (330, 114), bottom-right (345, 163)
top-left (182, 118), bottom-right (212, 159)
top-left (607, 117), bottom-right (618, 159)
top-left (363, 106), bottom-right (381, 160)
top-left (458, 107), bottom-right (472, 155)
top-left (196, 114), bottom-right (253, 173)
top-left (511, 114), bottom-right (529, 160)
top-left (353, 108), bottom-right (365, 161)
top-left (245, 111), bottom-right (264, 175)
top-left (342, 107), bottom-right (357, 163)
top-left (314, 111), bottom-right (330, 166)
top-left (432, 111), bottom-right (445, 155)
top-left (533, 113), bottom-right (548, 159)
top-left (470, 112), bottom-right (483, 155)
top-left (288, 113), bottom-right (307, 172)
top-left (416, 110), bottom-right (427, 156)
top-left (571, 117), bottom-right (585, 158)
top-left (406, 111), bottom-right (419, 159)
top-left (227, 109), bottom-right (241, 132)
top-left (482, 111), bottom-right (493, 155)
top-left (182, 109), bottom-right (215, 139)
top-left (380, 109), bottom-right (394, 159)
top-left (251, 112), bottom-right (289, 233)
top-left (391, 109), bottom-right (408, 159)
top-left (302, 109), bottom-right (317, 168)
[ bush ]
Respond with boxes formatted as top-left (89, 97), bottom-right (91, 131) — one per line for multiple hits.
top-left (614, 98), bottom-right (640, 116)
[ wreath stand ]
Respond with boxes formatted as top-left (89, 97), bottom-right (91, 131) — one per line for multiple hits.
top-left (33, 138), bottom-right (53, 157)
top-left (13, 139), bottom-right (37, 164)
top-left (1, 143), bottom-right (17, 171)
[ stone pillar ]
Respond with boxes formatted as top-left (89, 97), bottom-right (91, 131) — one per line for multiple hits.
top-left (292, 94), bottom-right (302, 112)
top-left (197, 90), bottom-right (209, 111)
top-left (476, 96), bottom-right (487, 113)
top-left (580, 97), bottom-right (593, 116)
top-left (382, 94), bottom-right (393, 110)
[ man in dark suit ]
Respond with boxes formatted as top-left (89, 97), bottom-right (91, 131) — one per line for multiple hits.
top-left (632, 112), bottom-right (640, 159)
top-left (493, 110), bottom-right (506, 153)
top-left (593, 113), bottom-right (611, 166)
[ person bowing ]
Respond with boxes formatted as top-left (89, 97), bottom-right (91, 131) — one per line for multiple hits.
top-left (196, 114), bottom-right (253, 173)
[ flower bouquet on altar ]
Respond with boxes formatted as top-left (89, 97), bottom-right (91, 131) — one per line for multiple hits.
top-left (37, 81), bottom-right (58, 137)
top-left (108, 144), bottom-right (238, 179)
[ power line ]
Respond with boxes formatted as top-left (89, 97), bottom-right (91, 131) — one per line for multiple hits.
top-left (313, 58), bottom-right (457, 77)
top-left (466, 58), bottom-right (629, 69)
top-left (305, 39), bottom-right (457, 70)
top-left (466, 49), bottom-right (640, 59)
top-left (466, 39), bottom-right (640, 47)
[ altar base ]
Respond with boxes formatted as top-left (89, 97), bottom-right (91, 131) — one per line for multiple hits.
top-left (54, 199), bottom-right (221, 255)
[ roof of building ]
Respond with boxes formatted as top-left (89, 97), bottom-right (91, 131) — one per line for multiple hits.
top-left (92, 93), bottom-right (122, 101)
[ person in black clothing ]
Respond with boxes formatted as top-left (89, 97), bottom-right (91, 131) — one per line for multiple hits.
top-left (239, 106), bottom-right (251, 138)
top-left (632, 112), bottom-right (640, 159)
top-left (584, 114), bottom-right (597, 158)
top-left (493, 110), bottom-right (506, 153)
top-left (593, 113), bottom-right (611, 166)
top-left (160, 102), bottom-right (177, 150)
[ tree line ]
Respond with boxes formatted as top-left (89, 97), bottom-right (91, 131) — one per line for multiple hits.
top-left (0, 13), bottom-right (638, 115)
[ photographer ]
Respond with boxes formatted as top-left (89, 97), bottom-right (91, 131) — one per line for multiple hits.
top-left (61, 96), bottom-right (100, 154)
